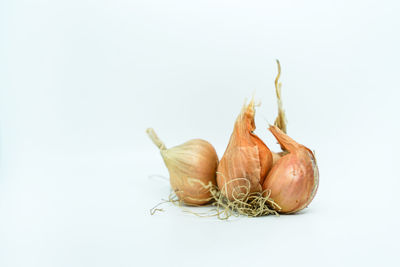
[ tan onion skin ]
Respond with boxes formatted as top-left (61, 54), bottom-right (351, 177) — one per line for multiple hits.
top-left (263, 126), bottom-right (319, 214)
top-left (162, 139), bottom-right (219, 205)
top-left (217, 100), bottom-right (273, 201)
top-left (147, 128), bottom-right (219, 206)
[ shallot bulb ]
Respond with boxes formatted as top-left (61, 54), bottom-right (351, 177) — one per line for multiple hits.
top-left (263, 125), bottom-right (319, 213)
top-left (146, 128), bottom-right (219, 205)
top-left (217, 99), bottom-right (273, 201)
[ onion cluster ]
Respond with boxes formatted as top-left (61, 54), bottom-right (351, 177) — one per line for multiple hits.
top-left (147, 61), bottom-right (319, 216)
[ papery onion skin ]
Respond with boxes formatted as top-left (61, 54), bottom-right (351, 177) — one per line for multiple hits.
top-left (162, 139), bottom-right (219, 205)
top-left (217, 100), bottom-right (273, 201)
top-left (263, 125), bottom-right (319, 214)
top-left (147, 128), bottom-right (219, 206)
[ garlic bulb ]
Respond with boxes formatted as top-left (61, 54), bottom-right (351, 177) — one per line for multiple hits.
top-left (146, 128), bottom-right (219, 205)
top-left (217, 99), bottom-right (273, 201)
top-left (262, 125), bottom-right (319, 213)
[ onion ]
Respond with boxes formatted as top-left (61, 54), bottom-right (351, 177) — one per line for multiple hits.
top-left (146, 128), bottom-right (219, 205)
top-left (217, 99), bottom-right (273, 201)
top-left (262, 125), bottom-right (319, 213)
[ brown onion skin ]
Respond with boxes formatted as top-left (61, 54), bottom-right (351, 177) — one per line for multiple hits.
top-left (263, 126), bottom-right (319, 214)
top-left (217, 100), bottom-right (273, 201)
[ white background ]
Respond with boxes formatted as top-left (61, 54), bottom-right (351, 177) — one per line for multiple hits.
top-left (1, 0), bottom-right (400, 266)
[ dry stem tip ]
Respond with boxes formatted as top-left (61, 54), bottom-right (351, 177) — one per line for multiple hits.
top-left (146, 128), bottom-right (167, 150)
top-left (273, 59), bottom-right (287, 134)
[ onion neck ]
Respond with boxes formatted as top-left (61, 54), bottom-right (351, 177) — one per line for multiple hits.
top-left (146, 128), bottom-right (167, 150)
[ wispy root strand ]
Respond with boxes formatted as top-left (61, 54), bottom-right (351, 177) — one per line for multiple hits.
top-left (150, 178), bottom-right (281, 220)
